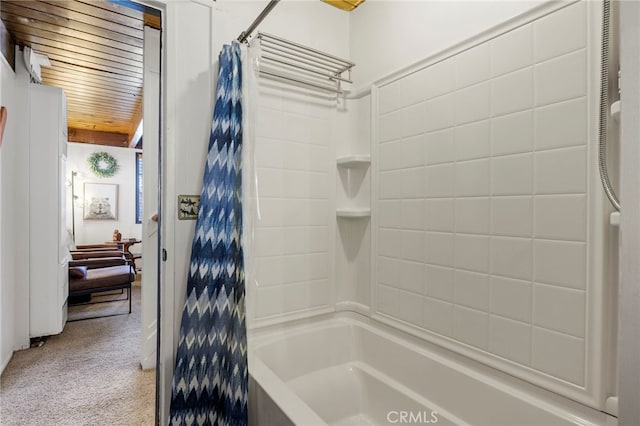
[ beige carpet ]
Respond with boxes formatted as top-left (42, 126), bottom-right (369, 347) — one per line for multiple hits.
top-left (0, 284), bottom-right (155, 426)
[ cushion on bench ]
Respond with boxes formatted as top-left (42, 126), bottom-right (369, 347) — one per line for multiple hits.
top-left (69, 257), bottom-right (128, 269)
top-left (69, 266), bottom-right (88, 279)
top-left (71, 250), bottom-right (124, 260)
top-left (69, 265), bottom-right (135, 293)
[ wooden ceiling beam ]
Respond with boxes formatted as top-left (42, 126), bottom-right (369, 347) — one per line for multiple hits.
top-left (26, 44), bottom-right (143, 75)
top-left (66, 105), bottom-right (135, 115)
top-left (30, 45), bottom-right (142, 75)
top-left (42, 81), bottom-right (142, 104)
top-left (28, 41), bottom-right (141, 72)
top-left (61, 86), bottom-right (139, 101)
top-left (41, 66), bottom-right (142, 85)
top-left (144, 14), bottom-right (161, 31)
top-left (19, 35), bottom-right (142, 68)
top-left (0, 4), bottom-right (144, 47)
top-left (0, 11), bottom-right (143, 51)
top-left (64, 95), bottom-right (139, 110)
top-left (67, 107), bottom-right (136, 119)
top-left (43, 63), bottom-right (142, 88)
top-left (67, 93), bottom-right (135, 111)
top-left (66, 102), bottom-right (137, 118)
top-left (68, 114), bottom-right (134, 124)
top-left (69, 126), bottom-right (131, 135)
top-left (68, 123), bottom-right (131, 135)
top-left (44, 0), bottom-right (148, 32)
top-left (41, 74), bottom-right (141, 95)
top-left (9, 29), bottom-right (143, 63)
top-left (68, 128), bottom-right (130, 147)
top-left (69, 124), bottom-right (132, 135)
top-left (48, 59), bottom-right (142, 84)
top-left (52, 77), bottom-right (140, 96)
top-left (43, 51), bottom-right (142, 78)
top-left (67, 105), bottom-right (137, 115)
top-left (40, 67), bottom-right (142, 87)
top-left (4, 1), bottom-right (144, 38)
top-left (70, 124), bottom-right (130, 131)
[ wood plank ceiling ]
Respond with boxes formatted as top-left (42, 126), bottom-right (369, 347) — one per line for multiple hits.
top-left (0, 0), bottom-right (160, 148)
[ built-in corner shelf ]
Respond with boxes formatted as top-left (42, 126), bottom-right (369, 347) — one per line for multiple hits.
top-left (611, 100), bottom-right (621, 123)
top-left (336, 208), bottom-right (371, 218)
top-left (337, 155), bottom-right (370, 168)
top-left (336, 154), bottom-right (370, 219)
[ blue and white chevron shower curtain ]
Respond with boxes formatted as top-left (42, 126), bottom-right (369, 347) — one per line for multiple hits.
top-left (170, 42), bottom-right (247, 426)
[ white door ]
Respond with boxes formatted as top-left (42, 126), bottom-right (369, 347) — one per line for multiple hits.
top-left (140, 26), bottom-right (161, 370)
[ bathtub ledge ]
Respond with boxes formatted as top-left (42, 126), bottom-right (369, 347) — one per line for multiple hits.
top-left (335, 301), bottom-right (370, 317)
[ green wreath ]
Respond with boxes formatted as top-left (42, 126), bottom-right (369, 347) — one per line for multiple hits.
top-left (88, 151), bottom-right (119, 178)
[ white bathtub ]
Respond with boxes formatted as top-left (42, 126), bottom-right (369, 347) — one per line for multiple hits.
top-left (248, 313), bottom-right (615, 426)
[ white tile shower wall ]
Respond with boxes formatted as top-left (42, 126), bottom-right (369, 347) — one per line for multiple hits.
top-left (375, 2), bottom-right (593, 389)
top-left (252, 83), bottom-right (336, 322)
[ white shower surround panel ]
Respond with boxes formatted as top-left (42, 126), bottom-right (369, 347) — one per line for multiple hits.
top-left (250, 83), bottom-right (337, 326)
top-left (372, 1), bottom-right (608, 408)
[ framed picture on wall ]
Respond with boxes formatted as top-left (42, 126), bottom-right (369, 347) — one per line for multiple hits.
top-left (83, 183), bottom-right (118, 220)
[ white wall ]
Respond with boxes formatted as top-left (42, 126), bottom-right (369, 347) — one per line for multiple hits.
top-left (213, 1), bottom-right (349, 56)
top-left (350, 0), bottom-right (547, 88)
top-left (66, 142), bottom-right (142, 246)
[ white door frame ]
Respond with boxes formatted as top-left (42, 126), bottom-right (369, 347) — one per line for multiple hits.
top-left (141, 26), bottom-right (161, 371)
top-left (147, 1), bottom-right (217, 424)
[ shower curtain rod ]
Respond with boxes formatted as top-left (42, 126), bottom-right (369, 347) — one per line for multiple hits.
top-left (237, 0), bottom-right (281, 43)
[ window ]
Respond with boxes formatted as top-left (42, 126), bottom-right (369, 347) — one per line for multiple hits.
top-left (135, 152), bottom-right (143, 224)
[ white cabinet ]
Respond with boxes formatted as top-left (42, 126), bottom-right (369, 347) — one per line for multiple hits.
top-left (29, 84), bottom-right (68, 337)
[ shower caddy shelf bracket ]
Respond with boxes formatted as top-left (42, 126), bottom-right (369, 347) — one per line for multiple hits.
top-left (337, 155), bottom-right (371, 168)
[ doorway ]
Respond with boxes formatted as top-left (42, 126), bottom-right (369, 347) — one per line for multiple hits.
top-left (0, 0), bottom-right (164, 423)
